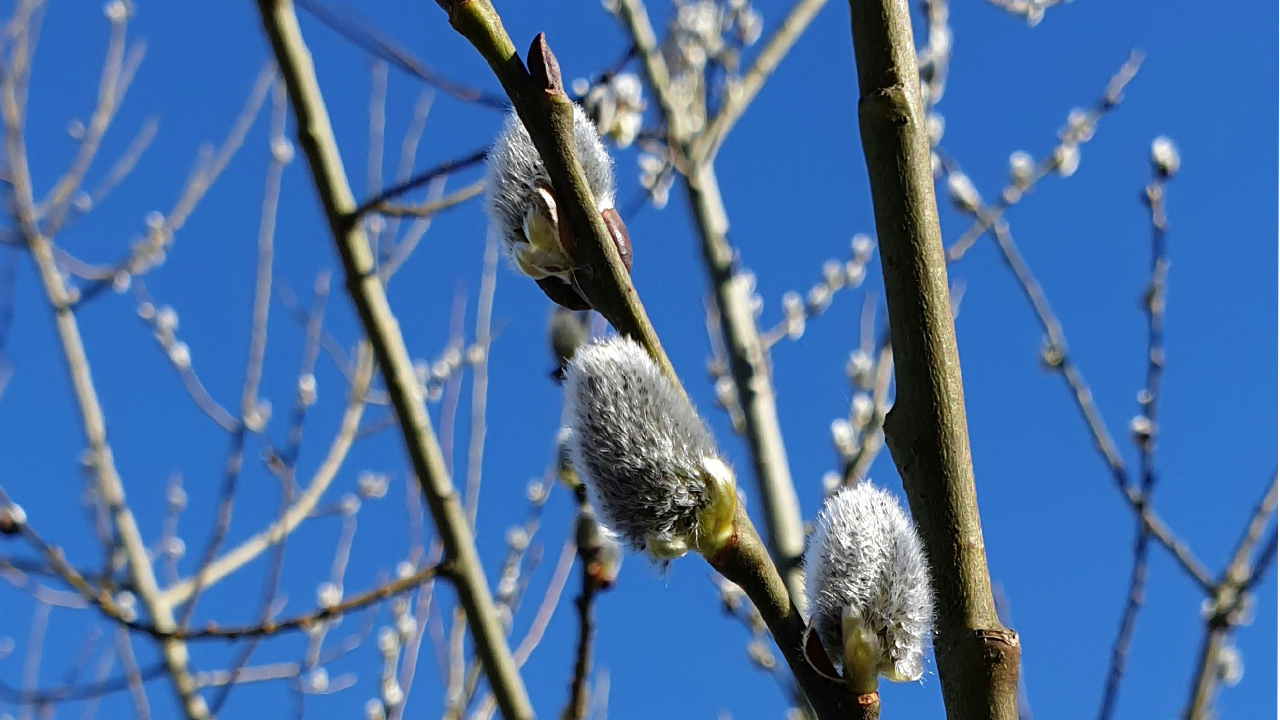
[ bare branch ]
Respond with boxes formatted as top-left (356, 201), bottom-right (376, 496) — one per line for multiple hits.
top-left (1096, 152), bottom-right (1174, 720)
top-left (615, 0), bottom-right (808, 607)
top-left (294, 0), bottom-right (509, 108)
top-left (1184, 473), bottom-right (1278, 719)
top-left (690, 0), bottom-right (831, 164)
top-left (253, 3), bottom-right (534, 717)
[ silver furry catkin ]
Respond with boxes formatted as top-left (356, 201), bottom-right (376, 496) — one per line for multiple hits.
top-left (563, 337), bottom-right (736, 560)
top-left (483, 104), bottom-right (616, 285)
top-left (803, 482), bottom-right (933, 687)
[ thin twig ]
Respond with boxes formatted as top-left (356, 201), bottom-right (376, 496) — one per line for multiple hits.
top-left (615, 0), bottom-right (808, 606)
top-left (463, 230), bottom-right (499, 524)
top-left (295, 0), bottom-right (509, 108)
top-left (1184, 473), bottom-right (1278, 719)
top-left (564, 526), bottom-right (603, 720)
top-left (376, 179), bottom-right (484, 218)
top-left (0, 3), bottom-right (206, 712)
top-left (1095, 159), bottom-right (1172, 720)
top-left (945, 53), bottom-right (1143, 262)
top-left (161, 346), bottom-right (374, 607)
top-left (689, 0), bottom-right (831, 164)
top-left (354, 146), bottom-right (487, 219)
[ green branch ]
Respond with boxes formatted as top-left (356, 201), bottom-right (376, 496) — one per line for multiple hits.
top-left (845, 0), bottom-right (1020, 718)
top-left (252, 2), bottom-right (534, 718)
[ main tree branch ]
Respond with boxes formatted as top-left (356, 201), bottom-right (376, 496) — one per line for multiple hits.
top-left (845, 0), bottom-right (1020, 718)
top-left (252, 3), bottom-right (533, 718)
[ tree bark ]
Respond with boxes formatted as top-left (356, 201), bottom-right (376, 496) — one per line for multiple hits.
top-left (845, 0), bottom-right (1021, 718)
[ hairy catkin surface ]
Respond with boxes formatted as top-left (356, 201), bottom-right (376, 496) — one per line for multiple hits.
top-left (563, 337), bottom-right (719, 558)
top-left (804, 482), bottom-right (933, 682)
top-left (483, 104), bottom-right (616, 259)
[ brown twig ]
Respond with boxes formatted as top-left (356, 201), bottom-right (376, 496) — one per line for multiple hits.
top-left (1096, 154), bottom-right (1172, 720)
top-left (295, 0), bottom-right (509, 109)
top-left (1184, 473), bottom-right (1278, 719)
top-left (355, 146), bottom-right (488, 219)
top-left (934, 128), bottom-right (1212, 589)
top-left (376, 180), bottom-right (484, 218)
top-left (563, 508), bottom-right (607, 720)
top-left (0, 3), bottom-right (207, 713)
top-left (945, 53), bottom-right (1143, 263)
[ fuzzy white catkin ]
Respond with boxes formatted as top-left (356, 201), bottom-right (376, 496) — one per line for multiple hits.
top-left (803, 482), bottom-right (933, 683)
top-left (483, 104), bottom-right (616, 276)
top-left (563, 336), bottom-right (733, 559)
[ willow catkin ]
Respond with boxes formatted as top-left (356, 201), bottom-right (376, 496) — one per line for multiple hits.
top-left (803, 482), bottom-right (933, 684)
top-left (562, 337), bottom-right (736, 560)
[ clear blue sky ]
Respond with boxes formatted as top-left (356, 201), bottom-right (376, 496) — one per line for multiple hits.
top-left (1, 1), bottom-right (1274, 719)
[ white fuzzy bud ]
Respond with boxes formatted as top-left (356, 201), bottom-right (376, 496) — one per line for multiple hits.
top-left (115, 591), bottom-right (137, 622)
top-left (167, 342), bottom-right (191, 370)
top-left (298, 373), bottom-right (317, 406)
top-left (271, 137), bottom-right (295, 164)
top-left (1150, 136), bottom-right (1180, 178)
top-left (396, 613), bottom-right (417, 643)
top-left (845, 260), bottom-right (866, 287)
top-left (830, 419), bottom-right (856, 456)
top-left (1008, 151), bottom-right (1035, 187)
top-left (851, 394), bottom-right (874, 428)
top-left (381, 679), bottom-right (404, 707)
top-left (850, 234), bottom-right (874, 262)
top-left (484, 105), bottom-right (616, 282)
top-left (1216, 644), bottom-right (1244, 687)
top-left (339, 493), bottom-right (361, 516)
top-left (822, 260), bottom-right (845, 291)
top-left (564, 337), bottom-right (737, 559)
top-left (946, 172), bottom-right (982, 213)
top-left (155, 305), bottom-right (179, 334)
top-left (803, 482), bottom-right (933, 684)
top-left (305, 667), bottom-right (329, 693)
top-left (1055, 144), bottom-right (1081, 177)
top-left (161, 536), bottom-right (185, 560)
top-left (925, 113), bottom-right (945, 146)
top-left (357, 471), bottom-right (388, 500)
top-left (0, 502), bottom-right (26, 535)
top-left (806, 284), bottom-right (832, 315)
top-left (377, 626), bottom-right (398, 657)
top-left (316, 582), bottom-right (342, 609)
top-left (846, 351), bottom-right (874, 389)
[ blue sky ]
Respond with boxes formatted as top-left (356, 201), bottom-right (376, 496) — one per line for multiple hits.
top-left (0, 1), bottom-right (1275, 719)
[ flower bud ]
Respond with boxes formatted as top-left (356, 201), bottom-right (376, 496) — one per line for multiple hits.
top-left (563, 337), bottom-right (736, 560)
top-left (549, 307), bottom-right (591, 382)
top-left (1150, 136), bottom-right (1180, 178)
top-left (803, 482), bottom-right (932, 686)
top-left (483, 104), bottom-right (616, 307)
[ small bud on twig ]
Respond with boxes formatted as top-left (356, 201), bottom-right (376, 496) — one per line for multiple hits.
top-left (526, 33), bottom-right (564, 96)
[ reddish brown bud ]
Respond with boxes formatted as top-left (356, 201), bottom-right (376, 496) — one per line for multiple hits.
top-left (527, 33), bottom-right (564, 96)
top-left (536, 276), bottom-right (591, 311)
top-left (601, 208), bottom-right (632, 273)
